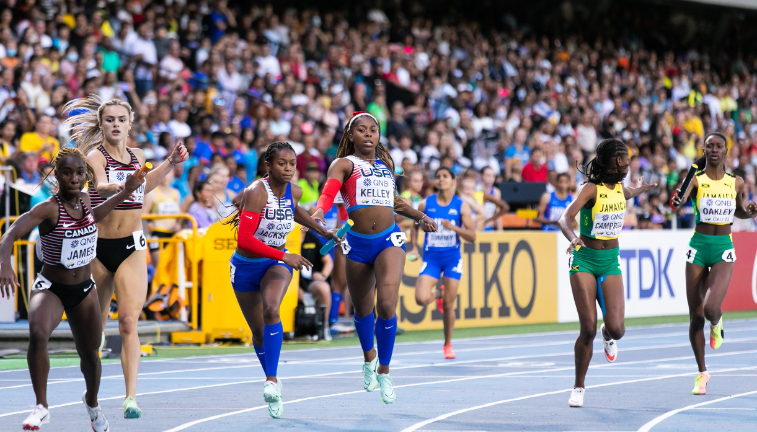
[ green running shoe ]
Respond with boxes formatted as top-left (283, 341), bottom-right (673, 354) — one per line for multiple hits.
top-left (363, 352), bottom-right (378, 392)
top-left (710, 319), bottom-right (724, 349)
top-left (263, 380), bottom-right (283, 419)
top-left (377, 373), bottom-right (395, 404)
top-left (122, 396), bottom-right (142, 419)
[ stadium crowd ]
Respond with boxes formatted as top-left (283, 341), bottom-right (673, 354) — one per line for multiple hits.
top-left (0, 0), bottom-right (756, 233)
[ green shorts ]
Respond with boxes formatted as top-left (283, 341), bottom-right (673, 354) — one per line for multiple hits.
top-left (687, 232), bottom-right (736, 267)
top-left (569, 246), bottom-right (621, 278)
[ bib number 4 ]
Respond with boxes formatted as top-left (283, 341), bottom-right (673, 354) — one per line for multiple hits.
top-left (685, 248), bottom-right (697, 264)
top-left (390, 232), bottom-right (407, 247)
top-left (722, 249), bottom-right (736, 263)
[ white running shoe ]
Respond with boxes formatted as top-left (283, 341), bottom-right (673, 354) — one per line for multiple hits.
top-left (22, 404), bottom-right (50, 430)
top-left (363, 352), bottom-right (379, 392)
top-left (601, 323), bottom-right (617, 363)
top-left (377, 373), bottom-right (396, 404)
top-left (82, 391), bottom-right (109, 432)
top-left (569, 387), bottom-right (585, 407)
top-left (263, 380), bottom-right (283, 419)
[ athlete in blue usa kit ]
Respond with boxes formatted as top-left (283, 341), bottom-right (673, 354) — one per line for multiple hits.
top-left (410, 167), bottom-right (476, 360)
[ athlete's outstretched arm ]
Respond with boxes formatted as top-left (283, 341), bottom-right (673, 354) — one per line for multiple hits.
top-left (312, 159), bottom-right (351, 224)
top-left (442, 201), bottom-right (476, 243)
top-left (292, 184), bottom-right (338, 240)
top-left (86, 150), bottom-right (121, 198)
top-left (733, 176), bottom-right (757, 219)
top-left (482, 193), bottom-right (509, 225)
top-left (89, 173), bottom-right (144, 222)
top-left (622, 176), bottom-right (658, 200)
top-left (558, 183), bottom-right (596, 253)
top-left (139, 144), bottom-right (188, 194)
top-left (0, 201), bottom-right (57, 296)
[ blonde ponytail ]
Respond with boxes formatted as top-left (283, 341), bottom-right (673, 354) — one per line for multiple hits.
top-left (62, 95), bottom-right (134, 155)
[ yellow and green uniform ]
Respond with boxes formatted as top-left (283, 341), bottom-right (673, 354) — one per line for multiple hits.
top-left (569, 183), bottom-right (626, 277)
top-left (687, 172), bottom-right (737, 267)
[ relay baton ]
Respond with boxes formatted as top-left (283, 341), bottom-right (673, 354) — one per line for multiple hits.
top-left (675, 163), bottom-right (698, 209)
top-left (136, 162), bottom-right (154, 181)
top-left (320, 219), bottom-right (353, 255)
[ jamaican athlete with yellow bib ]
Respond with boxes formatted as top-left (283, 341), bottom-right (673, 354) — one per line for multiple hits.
top-left (673, 132), bottom-right (757, 396)
top-left (558, 139), bottom-right (657, 408)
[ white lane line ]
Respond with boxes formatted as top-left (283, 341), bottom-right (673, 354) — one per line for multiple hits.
top-left (3, 318), bottom-right (756, 374)
top-left (400, 365), bottom-right (757, 432)
top-left (7, 330), bottom-right (747, 392)
top-left (163, 359), bottom-right (757, 432)
top-left (637, 389), bottom-right (757, 431)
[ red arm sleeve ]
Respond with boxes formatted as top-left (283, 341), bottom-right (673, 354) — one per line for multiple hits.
top-left (316, 178), bottom-right (342, 213)
top-left (338, 205), bottom-right (348, 221)
top-left (237, 211), bottom-right (286, 261)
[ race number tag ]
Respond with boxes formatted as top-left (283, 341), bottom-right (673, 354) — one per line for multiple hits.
top-left (132, 230), bottom-right (148, 251)
top-left (341, 238), bottom-right (352, 255)
top-left (108, 168), bottom-right (144, 203)
top-left (32, 274), bottom-right (53, 291)
top-left (685, 248), bottom-right (697, 263)
top-left (722, 249), bottom-right (736, 263)
top-left (229, 262), bottom-right (236, 283)
top-left (390, 232), bottom-right (407, 247)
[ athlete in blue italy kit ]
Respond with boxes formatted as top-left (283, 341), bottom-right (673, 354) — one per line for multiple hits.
top-left (537, 173), bottom-right (574, 231)
top-left (410, 167), bottom-right (476, 359)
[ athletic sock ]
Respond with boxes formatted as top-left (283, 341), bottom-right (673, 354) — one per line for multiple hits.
top-left (710, 317), bottom-right (721, 328)
top-left (330, 292), bottom-right (342, 324)
top-left (353, 312), bottom-right (375, 353)
top-left (253, 344), bottom-right (267, 376)
top-left (375, 315), bottom-right (397, 367)
top-left (263, 322), bottom-right (283, 377)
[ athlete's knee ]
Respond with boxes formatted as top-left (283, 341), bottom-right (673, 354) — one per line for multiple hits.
top-left (118, 314), bottom-right (138, 336)
top-left (577, 323), bottom-right (597, 345)
top-left (690, 313), bottom-right (705, 329)
top-left (251, 331), bottom-right (264, 347)
top-left (263, 304), bottom-right (280, 323)
top-left (375, 297), bottom-right (396, 319)
top-left (442, 296), bottom-right (456, 312)
top-left (604, 322), bottom-right (625, 340)
top-left (703, 304), bottom-right (722, 323)
top-left (28, 324), bottom-right (49, 348)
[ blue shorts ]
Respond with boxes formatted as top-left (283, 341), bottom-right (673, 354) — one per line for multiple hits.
top-left (230, 252), bottom-right (292, 292)
top-left (420, 249), bottom-right (463, 281)
top-left (342, 224), bottom-right (406, 265)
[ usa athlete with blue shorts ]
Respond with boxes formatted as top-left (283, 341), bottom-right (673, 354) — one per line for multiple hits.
top-left (225, 142), bottom-right (338, 418)
top-left (411, 167), bottom-right (475, 359)
top-left (313, 111), bottom-right (437, 404)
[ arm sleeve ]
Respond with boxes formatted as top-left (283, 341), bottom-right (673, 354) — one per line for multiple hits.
top-left (338, 205), bottom-right (348, 221)
top-left (237, 211), bottom-right (286, 261)
top-left (316, 178), bottom-right (342, 213)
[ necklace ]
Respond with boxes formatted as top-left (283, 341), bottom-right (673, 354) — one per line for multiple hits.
top-left (60, 196), bottom-right (79, 210)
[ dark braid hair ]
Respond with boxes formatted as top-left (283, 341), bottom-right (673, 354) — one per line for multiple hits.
top-left (42, 147), bottom-right (98, 192)
top-left (580, 138), bottom-right (629, 185)
top-left (696, 132), bottom-right (728, 171)
top-left (223, 141), bottom-right (296, 231)
top-left (337, 112), bottom-right (396, 175)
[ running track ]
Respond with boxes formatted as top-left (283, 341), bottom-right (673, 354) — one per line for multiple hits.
top-left (1, 320), bottom-right (756, 431)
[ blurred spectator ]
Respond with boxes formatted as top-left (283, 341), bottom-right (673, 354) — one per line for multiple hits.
top-left (19, 115), bottom-right (58, 163)
top-left (187, 179), bottom-right (219, 229)
top-left (522, 148), bottom-right (548, 183)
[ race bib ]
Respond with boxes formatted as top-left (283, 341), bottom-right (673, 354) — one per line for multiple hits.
top-left (229, 262), bottom-right (236, 283)
top-left (355, 168), bottom-right (394, 207)
top-left (157, 202), bottom-right (180, 215)
top-left (699, 197), bottom-right (736, 224)
top-left (722, 248), bottom-right (736, 263)
top-left (425, 220), bottom-right (457, 248)
top-left (59, 230), bottom-right (97, 269)
top-left (341, 238), bottom-right (352, 255)
top-left (390, 232), bottom-right (407, 247)
top-left (132, 230), bottom-right (148, 251)
top-left (108, 168), bottom-right (144, 203)
top-left (591, 210), bottom-right (625, 238)
top-left (685, 248), bottom-right (697, 263)
top-left (32, 274), bottom-right (52, 291)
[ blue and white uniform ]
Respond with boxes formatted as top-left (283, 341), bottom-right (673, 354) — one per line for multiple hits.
top-left (339, 155), bottom-right (406, 265)
top-left (541, 191), bottom-right (573, 232)
top-left (420, 194), bottom-right (464, 281)
top-left (230, 178), bottom-right (295, 292)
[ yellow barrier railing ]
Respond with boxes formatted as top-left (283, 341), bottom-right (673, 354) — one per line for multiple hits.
top-left (0, 214), bottom-right (201, 330)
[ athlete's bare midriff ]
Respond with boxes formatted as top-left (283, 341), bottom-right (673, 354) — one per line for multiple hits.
top-left (96, 207), bottom-right (143, 238)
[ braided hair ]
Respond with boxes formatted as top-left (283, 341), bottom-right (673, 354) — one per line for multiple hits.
top-left (337, 112), bottom-right (396, 175)
top-left (42, 147), bottom-right (98, 192)
top-left (580, 139), bottom-right (629, 185)
top-left (223, 141), bottom-right (296, 231)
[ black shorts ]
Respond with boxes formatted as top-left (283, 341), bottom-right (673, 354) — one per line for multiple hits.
top-left (32, 274), bottom-right (95, 310)
top-left (149, 231), bottom-right (174, 250)
top-left (96, 231), bottom-right (146, 273)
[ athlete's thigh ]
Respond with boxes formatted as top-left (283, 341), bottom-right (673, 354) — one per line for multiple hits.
top-left (259, 265), bottom-right (293, 307)
top-left (233, 289), bottom-right (263, 333)
top-left (415, 275), bottom-right (439, 299)
top-left (441, 276), bottom-right (460, 303)
top-left (65, 289), bottom-right (103, 351)
top-left (91, 258), bottom-right (114, 315)
top-left (345, 258), bottom-right (376, 315)
top-left (28, 290), bottom-right (65, 336)
top-left (112, 250), bottom-right (148, 315)
top-left (685, 263), bottom-right (709, 313)
top-left (705, 261), bottom-right (734, 306)
top-left (598, 274), bottom-right (624, 328)
top-left (374, 246), bottom-right (405, 290)
top-left (570, 272), bottom-right (599, 326)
